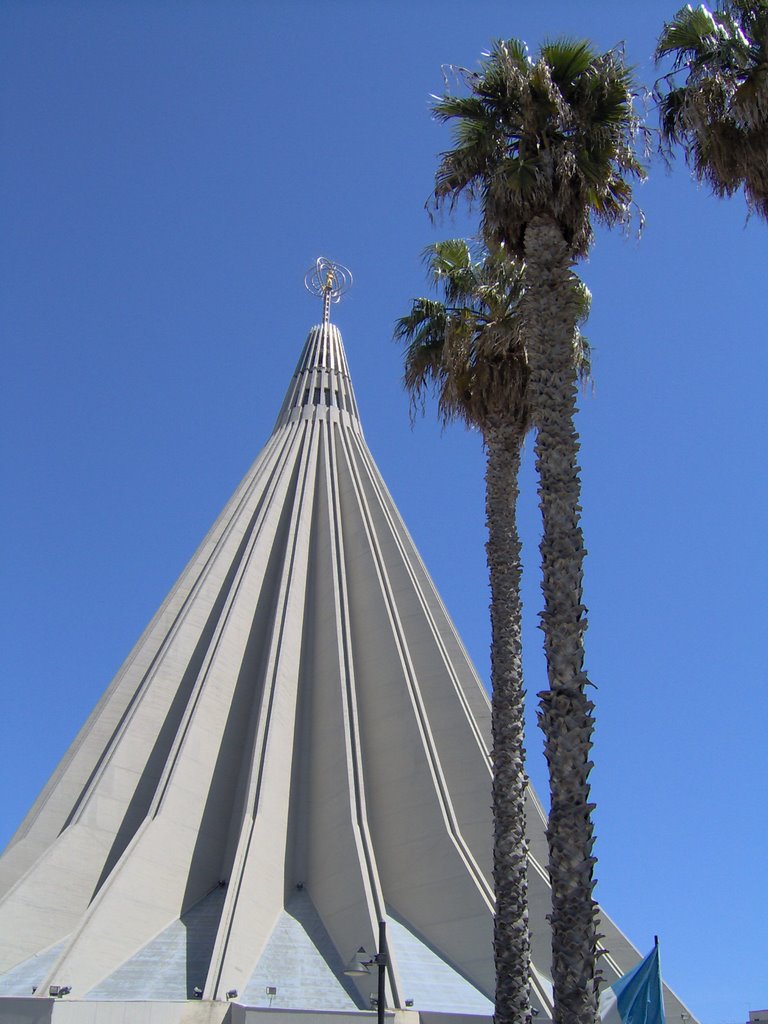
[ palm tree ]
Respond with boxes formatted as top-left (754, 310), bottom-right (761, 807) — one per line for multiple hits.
top-left (430, 39), bottom-right (644, 1024)
top-left (395, 239), bottom-right (532, 1024)
top-left (655, 0), bottom-right (768, 220)
top-left (395, 240), bottom-right (590, 1024)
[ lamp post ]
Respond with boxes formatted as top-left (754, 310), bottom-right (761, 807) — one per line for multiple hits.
top-left (343, 920), bottom-right (389, 1024)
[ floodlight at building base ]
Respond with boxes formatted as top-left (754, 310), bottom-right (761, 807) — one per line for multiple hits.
top-left (343, 947), bottom-right (372, 976)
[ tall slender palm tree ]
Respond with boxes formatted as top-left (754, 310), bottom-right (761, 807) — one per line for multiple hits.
top-left (396, 239), bottom-right (532, 1024)
top-left (395, 240), bottom-right (590, 1024)
top-left (655, 0), bottom-right (768, 220)
top-left (430, 39), bottom-right (644, 1024)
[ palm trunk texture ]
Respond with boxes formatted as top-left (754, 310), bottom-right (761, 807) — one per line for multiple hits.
top-left (485, 424), bottom-right (531, 1024)
top-left (522, 217), bottom-right (600, 1024)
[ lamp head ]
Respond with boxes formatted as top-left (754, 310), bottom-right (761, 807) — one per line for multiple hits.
top-left (343, 946), bottom-right (372, 976)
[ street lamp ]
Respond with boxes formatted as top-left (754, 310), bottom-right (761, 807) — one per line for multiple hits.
top-left (344, 920), bottom-right (389, 1024)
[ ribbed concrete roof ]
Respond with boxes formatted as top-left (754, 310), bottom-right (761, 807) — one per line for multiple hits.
top-left (0, 319), bottom-right (696, 1023)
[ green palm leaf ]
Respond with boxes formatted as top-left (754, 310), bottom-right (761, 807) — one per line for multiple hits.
top-left (432, 37), bottom-right (644, 258)
top-left (655, 0), bottom-right (768, 218)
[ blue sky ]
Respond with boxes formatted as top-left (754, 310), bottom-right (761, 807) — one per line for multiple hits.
top-left (1, 3), bottom-right (766, 1021)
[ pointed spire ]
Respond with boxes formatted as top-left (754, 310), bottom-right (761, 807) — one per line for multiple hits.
top-left (0, 291), bottom-right (695, 1023)
top-left (273, 323), bottom-right (362, 431)
top-left (274, 261), bottom-right (360, 431)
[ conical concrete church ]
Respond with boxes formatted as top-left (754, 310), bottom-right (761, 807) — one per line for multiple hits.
top-left (0, 265), bottom-right (695, 1023)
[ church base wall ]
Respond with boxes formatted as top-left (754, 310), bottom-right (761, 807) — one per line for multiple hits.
top-left (0, 999), bottom-right (230, 1024)
top-left (0, 1001), bottom-right (500, 1024)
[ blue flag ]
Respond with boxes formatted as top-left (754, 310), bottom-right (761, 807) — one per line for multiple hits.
top-left (599, 941), bottom-right (666, 1024)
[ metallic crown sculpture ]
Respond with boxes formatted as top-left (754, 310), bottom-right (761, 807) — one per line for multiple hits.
top-left (304, 257), bottom-right (353, 324)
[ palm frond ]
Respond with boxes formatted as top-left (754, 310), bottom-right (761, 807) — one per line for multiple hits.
top-left (654, 0), bottom-right (768, 217)
top-left (540, 39), bottom-right (596, 89)
top-left (656, 4), bottom-right (724, 66)
top-left (395, 241), bottom-right (531, 432)
top-left (395, 239), bottom-right (593, 435)
top-left (430, 35), bottom-right (645, 257)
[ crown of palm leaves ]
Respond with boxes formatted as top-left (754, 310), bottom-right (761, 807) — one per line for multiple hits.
top-left (432, 38), bottom-right (645, 258)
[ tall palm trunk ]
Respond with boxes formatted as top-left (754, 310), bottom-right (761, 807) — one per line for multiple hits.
top-left (485, 422), bottom-right (531, 1024)
top-left (522, 217), bottom-right (600, 1024)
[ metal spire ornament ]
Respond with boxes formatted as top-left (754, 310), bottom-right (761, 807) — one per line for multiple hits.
top-left (304, 257), bottom-right (353, 324)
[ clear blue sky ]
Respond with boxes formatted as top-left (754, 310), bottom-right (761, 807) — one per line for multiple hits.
top-left (1, 3), bottom-right (765, 1021)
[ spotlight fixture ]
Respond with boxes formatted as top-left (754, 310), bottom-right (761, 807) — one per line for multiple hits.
top-left (193, 987), bottom-right (203, 999)
top-left (49, 985), bottom-right (71, 998)
top-left (405, 1000), bottom-right (414, 1008)
top-left (343, 947), bottom-right (371, 977)
top-left (226, 989), bottom-right (238, 1000)
top-left (343, 922), bottom-right (389, 1024)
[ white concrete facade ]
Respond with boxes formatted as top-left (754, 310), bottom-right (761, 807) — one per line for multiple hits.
top-left (0, 323), bottom-right (696, 1023)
